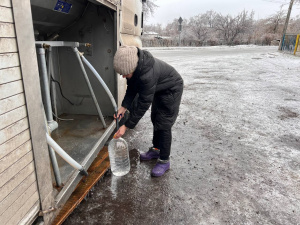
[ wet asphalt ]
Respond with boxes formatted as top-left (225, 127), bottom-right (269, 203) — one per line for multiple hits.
top-left (64, 46), bottom-right (300, 225)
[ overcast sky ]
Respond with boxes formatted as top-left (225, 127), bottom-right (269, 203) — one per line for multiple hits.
top-left (145, 0), bottom-right (300, 26)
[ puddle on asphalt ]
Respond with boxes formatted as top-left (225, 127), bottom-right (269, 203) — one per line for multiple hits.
top-left (109, 149), bottom-right (141, 199)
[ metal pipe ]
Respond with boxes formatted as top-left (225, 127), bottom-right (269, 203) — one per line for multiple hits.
top-left (46, 133), bottom-right (88, 176)
top-left (48, 146), bottom-right (62, 186)
top-left (37, 48), bottom-right (54, 123)
top-left (36, 41), bottom-right (80, 48)
top-left (73, 47), bottom-right (107, 128)
top-left (294, 35), bottom-right (300, 55)
top-left (47, 47), bottom-right (52, 86)
top-left (48, 48), bottom-right (59, 122)
top-left (38, 48), bottom-right (58, 132)
top-left (43, 109), bottom-right (62, 187)
top-left (37, 47), bottom-right (58, 133)
top-left (35, 41), bottom-right (91, 49)
top-left (38, 47), bottom-right (61, 186)
top-left (81, 55), bottom-right (118, 112)
top-left (47, 121), bottom-right (58, 133)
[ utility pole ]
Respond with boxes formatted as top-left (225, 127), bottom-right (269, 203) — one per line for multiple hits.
top-left (178, 17), bottom-right (183, 46)
top-left (279, 0), bottom-right (294, 50)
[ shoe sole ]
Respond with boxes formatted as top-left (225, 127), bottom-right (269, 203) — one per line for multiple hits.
top-left (151, 168), bottom-right (170, 177)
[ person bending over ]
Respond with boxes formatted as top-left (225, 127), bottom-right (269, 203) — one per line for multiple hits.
top-left (113, 46), bottom-right (183, 177)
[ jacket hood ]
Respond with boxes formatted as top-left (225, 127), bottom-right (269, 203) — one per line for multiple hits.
top-left (134, 48), bottom-right (155, 77)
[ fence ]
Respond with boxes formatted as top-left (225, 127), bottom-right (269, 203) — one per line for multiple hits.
top-left (141, 38), bottom-right (205, 47)
top-left (142, 36), bottom-right (271, 48)
top-left (280, 34), bottom-right (300, 55)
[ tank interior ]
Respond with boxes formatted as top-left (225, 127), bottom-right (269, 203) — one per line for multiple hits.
top-left (31, 0), bottom-right (117, 185)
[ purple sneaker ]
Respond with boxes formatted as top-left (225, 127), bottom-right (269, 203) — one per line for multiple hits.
top-left (151, 160), bottom-right (170, 177)
top-left (140, 147), bottom-right (160, 161)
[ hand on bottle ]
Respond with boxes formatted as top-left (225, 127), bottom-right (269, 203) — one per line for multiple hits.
top-left (114, 107), bottom-right (127, 120)
top-left (114, 125), bottom-right (127, 139)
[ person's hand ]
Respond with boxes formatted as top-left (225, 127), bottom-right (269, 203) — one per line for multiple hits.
top-left (114, 107), bottom-right (127, 120)
top-left (114, 125), bottom-right (127, 139)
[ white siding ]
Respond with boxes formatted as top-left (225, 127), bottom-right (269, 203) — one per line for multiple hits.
top-left (0, 1), bottom-right (40, 224)
top-left (0, 67), bottom-right (22, 84)
top-left (0, 93), bottom-right (26, 115)
top-left (0, 6), bottom-right (14, 23)
top-left (0, 0), bottom-right (12, 7)
top-left (0, 37), bottom-right (18, 52)
top-left (0, 23), bottom-right (15, 37)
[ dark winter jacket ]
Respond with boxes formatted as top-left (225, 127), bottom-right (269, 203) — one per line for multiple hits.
top-left (122, 48), bottom-right (183, 130)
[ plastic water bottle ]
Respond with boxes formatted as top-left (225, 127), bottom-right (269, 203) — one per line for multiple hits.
top-left (108, 137), bottom-right (130, 176)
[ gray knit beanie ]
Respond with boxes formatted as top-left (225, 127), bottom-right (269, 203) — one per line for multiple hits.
top-left (113, 46), bottom-right (139, 75)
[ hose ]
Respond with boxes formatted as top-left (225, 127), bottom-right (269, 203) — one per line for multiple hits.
top-left (46, 133), bottom-right (88, 176)
top-left (80, 54), bottom-right (118, 113)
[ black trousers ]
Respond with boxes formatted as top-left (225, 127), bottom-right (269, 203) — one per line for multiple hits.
top-left (151, 83), bottom-right (183, 160)
top-left (127, 81), bottom-right (183, 161)
top-left (152, 129), bottom-right (172, 160)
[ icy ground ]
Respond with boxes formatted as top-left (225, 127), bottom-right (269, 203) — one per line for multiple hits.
top-left (64, 46), bottom-right (300, 225)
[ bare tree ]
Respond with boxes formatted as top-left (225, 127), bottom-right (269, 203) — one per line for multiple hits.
top-left (214, 10), bottom-right (254, 44)
top-left (287, 16), bottom-right (300, 32)
top-left (205, 10), bottom-right (218, 28)
top-left (188, 14), bottom-right (210, 42)
top-left (264, 6), bottom-right (286, 34)
top-left (184, 11), bottom-right (219, 44)
top-left (142, 1), bottom-right (299, 47)
top-left (164, 19), bottom-right (180, 37)
top-left (142, 0), bottom-right (158, 20)
top-left (143, 23), bottom-right (163, 34)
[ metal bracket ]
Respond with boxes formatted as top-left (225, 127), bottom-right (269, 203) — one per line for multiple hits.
top-left (39, 207), bottom-right (56, 216)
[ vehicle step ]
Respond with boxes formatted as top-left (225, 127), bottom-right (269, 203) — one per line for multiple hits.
top-left (52, 147), bottom-right (110, 225)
